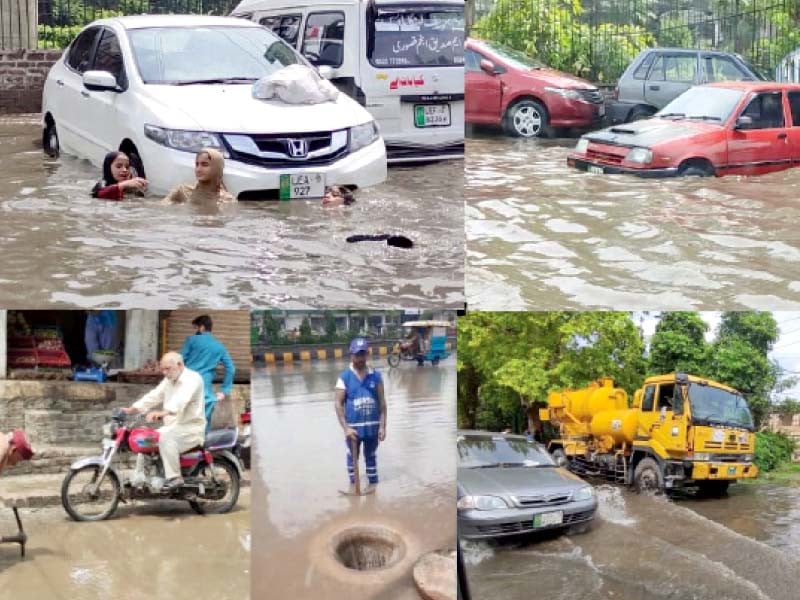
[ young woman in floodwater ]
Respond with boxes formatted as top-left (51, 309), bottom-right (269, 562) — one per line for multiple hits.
top-left (91, 151), bottom-right (148, 200)
top-left (322, 185), bottom-right (355, 207)
top-left (162, 148), bottom-right (235, 205)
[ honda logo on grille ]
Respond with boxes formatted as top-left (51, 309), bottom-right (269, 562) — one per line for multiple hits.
top-left (287, 138), bottom-right (308, 158)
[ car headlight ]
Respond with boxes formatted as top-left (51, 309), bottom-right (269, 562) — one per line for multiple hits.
top-left (575, 138), bottom-right (589, 154)
top-left (626, 148), bottom-right (653, 164)
top-left (457, 495), bottom-right (509, 511)
top-left (572, 486), bottom-right (595, 502)
top-left (693, 452), bottom-right (711, 461)
top-left (544, 86), bottom-right (583, 101)
top-left (144, 124), bottom-right (228, 156)
top-left (349, 120), bottom-right (379, 153)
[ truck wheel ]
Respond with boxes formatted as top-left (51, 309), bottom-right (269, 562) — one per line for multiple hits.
top-left (503, 99), bottom-right (549, 138)
top-left (633, 457), bottom-right (664, 494)
top-left (551, 448), bottom-right (569, 468)
top-left (696, 480), bottom-right (730, 498)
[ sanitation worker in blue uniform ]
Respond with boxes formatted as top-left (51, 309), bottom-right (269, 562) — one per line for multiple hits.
top-left (180, 315), bottom-right (235, 432)
top-left (335, 338), bottom-right (387, 494)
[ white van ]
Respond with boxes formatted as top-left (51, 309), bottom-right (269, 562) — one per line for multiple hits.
top-left (230, 0), bottom-right (465, 163)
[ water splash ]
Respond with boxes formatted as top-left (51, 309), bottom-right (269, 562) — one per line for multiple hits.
top-left (595, 485), bottom-right (637, 526)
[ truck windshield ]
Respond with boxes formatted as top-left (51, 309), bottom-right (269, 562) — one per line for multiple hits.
top-left (368, 4), bottom-right (464, 68)
top-left (457, 436), bottom-right (555, 469)
top-left (688, 383), bottom-right (754, 430)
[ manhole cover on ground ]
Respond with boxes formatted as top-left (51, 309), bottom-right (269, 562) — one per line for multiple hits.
top-left (413, 549), bottom-right (456, 600)
top-left (331, 526), bottom-right (405, 572)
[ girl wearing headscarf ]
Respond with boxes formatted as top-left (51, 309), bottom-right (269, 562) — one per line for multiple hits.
top-left (163, 148), bottom-right (235, 205)
top-left (91, 151), bottom-right (148, 200)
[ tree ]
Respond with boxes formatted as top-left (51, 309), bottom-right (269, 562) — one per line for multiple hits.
top-left (648, 312), bottom-right (709, 376)
top-left (298, 317), bottom-right (314, 344)
top-left (457, 312), bottom-right (646, 432)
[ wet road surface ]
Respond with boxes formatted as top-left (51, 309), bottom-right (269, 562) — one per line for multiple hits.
top-left (466, 133), bottom-right (800, 309)
top-left (250, 358), bottom-right (456, 599)
top-left (0, 489), bottom-right (250, 598)
top-left (462, 482), bottom-right (800, 600)
top-left (0, 116), bottom-right (464, 308)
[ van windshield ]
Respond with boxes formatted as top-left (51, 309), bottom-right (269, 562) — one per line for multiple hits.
top-left (369, 4), bottom-right (464, 68)
top-left (129, 26), bottom-right (301, 84)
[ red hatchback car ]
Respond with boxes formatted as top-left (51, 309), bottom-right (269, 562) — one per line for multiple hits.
top-left (568, 81), bottom-right (800, 177)
top-left (465, 38), bottom-right (605, 138)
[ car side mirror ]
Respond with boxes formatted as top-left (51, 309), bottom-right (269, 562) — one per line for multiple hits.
top-left (479, 59), bottom-right (498, 75)
top-left (83, 70), bottom-right (119, 92)
top-left (317, 65), bottom-right (334, 80)
top-left (734, 115), bottom-right (754, 130)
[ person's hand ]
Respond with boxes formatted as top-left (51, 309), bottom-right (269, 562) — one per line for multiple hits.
top-left (145, 410), bottom-right (164, 423)
top-left (344, 427), bottom-right (358, 441)
top-left (379, 425), bottom-right (386, 442)
top-left (216, 392), bottom-right (225, 402)
top-left (119, 407), bottom-right (137, 415)
top-left (119, 177), bottom-right (148, 192)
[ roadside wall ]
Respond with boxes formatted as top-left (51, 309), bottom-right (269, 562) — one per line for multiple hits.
top-left (0, 49), bottom-right (60, 113)
top-left (255, 338), bottom-right (457, 363)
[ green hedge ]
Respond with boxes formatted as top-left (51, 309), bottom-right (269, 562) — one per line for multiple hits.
top-left (754, 431), bottom-right (795, 472)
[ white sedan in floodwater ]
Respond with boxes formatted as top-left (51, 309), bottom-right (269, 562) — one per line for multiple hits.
top-left (41, 15), bottom-right (387, 199)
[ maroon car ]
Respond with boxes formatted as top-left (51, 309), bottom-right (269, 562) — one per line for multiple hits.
top-left (466, 38), bottom-right (605, 137)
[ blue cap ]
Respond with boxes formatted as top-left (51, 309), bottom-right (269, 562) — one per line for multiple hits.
top-left (349, 337), bottom-right (369, 354)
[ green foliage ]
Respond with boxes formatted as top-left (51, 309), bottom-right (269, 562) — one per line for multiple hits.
top-left (298, 317), bottom-right (314, 345)
top-left (324, 312), bottom-right (337, 341)
top-left (754, 431), bottom-right (795, 472)
top-left (648, 312), bottom-right (709, 376)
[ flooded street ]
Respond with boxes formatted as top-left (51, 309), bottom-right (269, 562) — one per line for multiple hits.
top-left (250, 358), bottom-right (455, 599)
top-left (0, 490), bottom-right (250, 598)
top-left (462, 481), bottom-right (800, 600)
top-left (0, 116), bottom-right (463, 308)
top-left (466, 134), bottom-right (800, 309)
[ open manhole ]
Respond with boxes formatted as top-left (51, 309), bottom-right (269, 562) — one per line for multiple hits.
top-left (331, 526), bottom-right (406, 571)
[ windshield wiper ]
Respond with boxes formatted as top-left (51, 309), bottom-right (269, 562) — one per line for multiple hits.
top-left (686, 115), bottom-right (722, 121)
top-left (658, 112), bottom-right (686, 120)
top-left (173, 77), bottom-right (257, 86)
top-left (470, 463), bottom-right (501, 469)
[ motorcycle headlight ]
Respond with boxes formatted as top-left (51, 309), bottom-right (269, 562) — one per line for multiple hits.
top-left (626, 147), bottom-right (653, 164)
top-left (575, 138), bottom-right (589, 154)
top-left (349, 121), bottom-right (379, 153)
top-left (572, 485), bottom-right (595, 502)
top-left (144, 124), bottom-right (228, 156)
top-left (544, 86), bottom-right (583, 101)
top-left (457, 495), bottom-right (509, 511)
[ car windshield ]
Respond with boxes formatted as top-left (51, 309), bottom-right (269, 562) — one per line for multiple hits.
top-left (369, 5), bottom-right (464, 67)
top-left (457, 435), bottom-right (555, 468)
top-left (128, 26), bottom-right (302, 84)
top-left (478, 40), bottom-right (545, 70)
top-left (656, 86), bottom-right (745, 122)
top-left (688, 383), bottom-right (754, 430)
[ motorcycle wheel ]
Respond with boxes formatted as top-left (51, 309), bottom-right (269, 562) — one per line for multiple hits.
top-left (189, 458), bottom-right (240, 515)
top-left (387, 353), bottom-right (400, 368)
top-left (61, 465), bottom-right (121, 522)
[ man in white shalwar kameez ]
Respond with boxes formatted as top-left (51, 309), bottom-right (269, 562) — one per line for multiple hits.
top-left (121, 351), bottom-right (206, 490)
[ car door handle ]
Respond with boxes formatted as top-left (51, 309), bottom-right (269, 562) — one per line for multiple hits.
top-left (56, 79), bottom-right (64, 87)
top-left (778, 132), bottom-right (788, 139)
top-left (649, 85), bottom-right (660, 91)
top-left (81, 90), bottom-right (90, 98)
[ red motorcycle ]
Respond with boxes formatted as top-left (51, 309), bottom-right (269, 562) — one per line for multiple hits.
top-left (61, 409), bottom-right (242, 521)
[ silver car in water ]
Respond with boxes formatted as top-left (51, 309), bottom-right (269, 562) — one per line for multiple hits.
top-left (457, 430), bottom-right (597, 540)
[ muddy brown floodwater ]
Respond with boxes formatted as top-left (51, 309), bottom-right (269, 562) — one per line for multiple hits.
top-left (462, 481), bottom-right (800, 600)
top-left (466, 133), bottom-right (800, 310)
top-left (0, 490), bottom-right (250, 598)
top-left (250, 358), bottom-right (456, 599)
top-left (0, 115), bottom-right (463, 308)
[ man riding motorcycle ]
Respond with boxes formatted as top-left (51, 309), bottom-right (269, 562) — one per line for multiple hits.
top-left (121, 351), bottom-right (205, 492)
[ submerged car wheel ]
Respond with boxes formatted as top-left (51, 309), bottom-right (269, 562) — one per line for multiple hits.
top-left (628, 106), bottom-right (654, 122)
top-left (504, 100), bottom-right (549, 138)
top-left (633, 457), bottom-right (664, 494)
top-left (43, 121), bottom-right (59, 157)
top-left (679, 164), bottom-right (713, 177)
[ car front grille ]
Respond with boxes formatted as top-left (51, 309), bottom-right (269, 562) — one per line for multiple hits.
top-left (578, 89), bottom-right (604, 104)
top-left (222, 130), bottom-right (349, 169)
top-left (513, 494), bottom-right (572, 507)
top-left (586, 143), bottom-right (627, 165)
top-left (474, 510), bottom-right (594, 535)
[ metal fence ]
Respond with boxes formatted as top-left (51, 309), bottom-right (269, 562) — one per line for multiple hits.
top-left (35, 0), bottom-right (240, 48)
top-left (470, 0), bottom-right (796, 84)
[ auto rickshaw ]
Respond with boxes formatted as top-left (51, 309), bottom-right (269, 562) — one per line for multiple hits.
top-left (387, 321), bottom-right (452, 367)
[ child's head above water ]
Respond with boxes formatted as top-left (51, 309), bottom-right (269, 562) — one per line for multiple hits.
top-left (322, 185), bottom-right (355, 206)
top-left (194, 148), bottom-right (225, 186)
top-left (102, 151), bottom-right (131, 184)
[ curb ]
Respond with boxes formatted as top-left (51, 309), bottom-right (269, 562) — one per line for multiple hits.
top-left (259, 341), bottom-right (455, 363)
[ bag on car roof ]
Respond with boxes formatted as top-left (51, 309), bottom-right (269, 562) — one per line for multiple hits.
top-left (252, 64), bottom-right (339, 105)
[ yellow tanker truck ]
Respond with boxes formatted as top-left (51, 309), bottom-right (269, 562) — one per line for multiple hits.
top-left (540, 373), bottom-right (758, 495)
